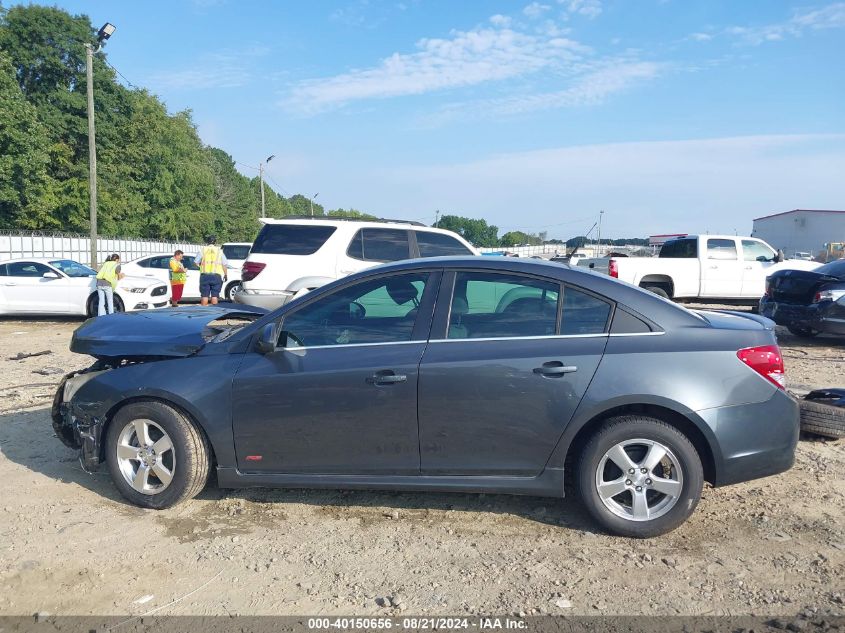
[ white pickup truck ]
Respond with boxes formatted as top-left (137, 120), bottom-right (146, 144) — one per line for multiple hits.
top-left (608, 235), bottom-right (820, 302)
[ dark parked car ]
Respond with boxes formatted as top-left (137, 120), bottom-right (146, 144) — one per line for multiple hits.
top-left (53, 257), bottom-right (798, 538)
top-left (759, 259), bottom-right (845, 337)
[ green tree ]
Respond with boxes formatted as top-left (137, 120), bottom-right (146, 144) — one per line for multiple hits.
top-left (0, 52), bottom-right (57, 228)
top-left (499, 231), bottom-right (541, 247)
top-left (435, 215), bottom-right (499, 247)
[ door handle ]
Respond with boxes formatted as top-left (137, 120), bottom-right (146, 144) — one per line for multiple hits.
top-left (4, 282), bottom-right (16, 286)
top-left (340, 269), bottom-right (356, 275)
top-left (533, 361), bottom-right (577, 377)
top-left (709, 265), bottom-right (718, 269)
top-left (744, 266), bottom-right (752, 270)
top-left (366, 370), bottom-right (407, 386)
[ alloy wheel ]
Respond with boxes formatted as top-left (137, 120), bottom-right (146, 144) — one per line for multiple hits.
top-left (594, 438), bottom-right (683, 522)
top-left (116, 418), bottom-right (176, 495)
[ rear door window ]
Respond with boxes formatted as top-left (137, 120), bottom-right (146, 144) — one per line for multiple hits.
top-left (252, 224), bottom-right (337, 255)
top-left (706, 239), bottom-right (738, 260)
top-left (347, 228), bottom-right (411, 262)
top-left (415, 231), bottom-right (473, 257)
top-left (561, 286), bottom-right (612, 335)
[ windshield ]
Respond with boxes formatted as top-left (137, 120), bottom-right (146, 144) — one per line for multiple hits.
top-left (49, 259), bottom-right (95, 277)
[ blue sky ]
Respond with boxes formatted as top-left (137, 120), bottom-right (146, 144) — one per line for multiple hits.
top-left (41, 0), bottom-right (845, 238)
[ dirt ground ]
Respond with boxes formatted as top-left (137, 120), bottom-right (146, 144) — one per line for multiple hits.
top-left (0, 309), bottom-right (843, 619)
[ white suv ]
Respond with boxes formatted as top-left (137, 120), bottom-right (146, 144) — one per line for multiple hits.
top-left (234, 217), bottom-right (479, 309)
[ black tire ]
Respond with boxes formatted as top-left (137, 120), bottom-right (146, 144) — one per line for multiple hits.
top-left (224, 281), bottom-right (241, 301)
top-left (105, 401), bottom-right (211, 509)
top-left (86, 293), bottom-right (125, 317)
top-left (788, 324), bottom-right (819, 338)
top-left (800, 399), bottom-right (845, 439)
top-left (577, 415), bottom-right (703, 538)
top-left (642, 285), bottom-right (670, 300)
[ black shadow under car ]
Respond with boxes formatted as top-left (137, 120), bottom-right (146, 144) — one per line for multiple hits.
top-left (53, 257), bottom-right (799, 538)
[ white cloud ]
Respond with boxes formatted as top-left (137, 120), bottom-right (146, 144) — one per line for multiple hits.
top-left (284, 22), bottom-right (589, 114)
top-left (149, 46), bottom-right (270, 91)
top-left (728, 2), bottom-right (845, 45)
top-left (489, 14), bottom-right (512, 27)
top-left (523, 2), bottom-right (551, 18)
top-left (560, 0), bottom-right (603, 19)
top-left (423, 60), bottom-right (663, 124)
top-left (689, 32), bottom-right (713, 42)
top-left (330, 134), bottom-right (845, 237)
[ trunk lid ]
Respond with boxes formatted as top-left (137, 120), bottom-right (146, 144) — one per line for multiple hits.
top-left (70, 305), bottom-right (266, 360)
top-left (766, 269), bottom-right (836, 304)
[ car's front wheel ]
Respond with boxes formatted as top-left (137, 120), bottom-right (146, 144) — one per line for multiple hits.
top-left (787, 324), bottom-right (819, 338)
top-left (577, 416), bottom-right (703, 538)
top-left (105, 401), bottom-right (210, 509)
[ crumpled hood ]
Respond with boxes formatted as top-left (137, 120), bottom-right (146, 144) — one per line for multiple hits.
top-left (71, 305), bottom-right (267, 359)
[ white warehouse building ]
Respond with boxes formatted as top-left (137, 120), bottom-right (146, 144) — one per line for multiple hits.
top-left (751, 209), bottom-right (845, 258)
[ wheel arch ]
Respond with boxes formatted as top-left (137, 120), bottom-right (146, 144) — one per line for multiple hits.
top-left (558, 401), bottom-right (719, 485)
top-left (637, 275), bottom-right (675, 297)
top-left (100, 395), bottom-right (218, 469)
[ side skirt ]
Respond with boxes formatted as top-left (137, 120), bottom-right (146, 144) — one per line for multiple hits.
top-left (215, 467), bottom-right (566, 498)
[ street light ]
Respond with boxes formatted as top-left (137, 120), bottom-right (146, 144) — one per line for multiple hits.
top-left (259, 154), bottom-right (275, 218)
top-left (310, 192), bottom-right (319, 217)
top-left (85, 21), bottom-right (116, 268)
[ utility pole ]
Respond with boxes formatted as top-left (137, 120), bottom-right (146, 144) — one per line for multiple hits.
top-left (259, 154), bottom-right (274, 218)
top-left (310, 192), bottom-right (319, 217)
top-left (434, 210), bottom-right (440, 227)
top-left (84, 22), bottom-right (116, 268)
top-left (597, 210), bottom-right (604, 257)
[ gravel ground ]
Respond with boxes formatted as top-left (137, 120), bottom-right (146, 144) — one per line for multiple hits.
top-left (0, 311), bottom-right (843, 618)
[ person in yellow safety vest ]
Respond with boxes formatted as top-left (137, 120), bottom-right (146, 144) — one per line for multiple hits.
top-left (168, 250), bottom-right (187, 307)
top-left (95, 253), bottom-right (125, 316)
top-left (195, 235), bottom-right (228, 306)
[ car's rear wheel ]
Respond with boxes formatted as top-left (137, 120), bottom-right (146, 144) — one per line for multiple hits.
top-left (224, 281), bottom-right (241, 301)
top-left (577, 416), bottom-right (703, 538)
top-left (105, 401), bottom-right (210, 509)
top-left (787, 324), bottom-right (819, 338)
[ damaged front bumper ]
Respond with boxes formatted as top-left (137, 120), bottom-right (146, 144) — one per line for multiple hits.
top-left (51, 371), bottom-right (107, 472)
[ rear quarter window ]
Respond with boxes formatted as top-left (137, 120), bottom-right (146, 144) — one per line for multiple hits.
top-left (222, 245), bottom-right (251, 260)
top-left (252, 225), bottom-right (337, 255)
top-left (346, 228), bottom-right (411, 262)
top-left (415, 231), bottom-right (473, 256)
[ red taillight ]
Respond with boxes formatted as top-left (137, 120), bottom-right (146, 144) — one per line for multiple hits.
top-left (736, 345), bottom-right (785, 390)
top-left (608, 259), bottom-right (618, 278)
top-left (241, 261), bottom-right (266, 282)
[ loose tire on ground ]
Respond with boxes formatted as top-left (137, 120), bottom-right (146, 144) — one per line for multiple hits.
top-left (105, 401), bottom-right (211, 509)
top-left (642, 285), bottom-right (670, 300)
top-left (799, 399), bottom-right (845, 439)
top-left (577, 415), bottom-right (703, 538)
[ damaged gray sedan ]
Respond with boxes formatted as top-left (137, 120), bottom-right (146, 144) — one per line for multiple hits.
top-left (53, 257), bottom-right (799, 538)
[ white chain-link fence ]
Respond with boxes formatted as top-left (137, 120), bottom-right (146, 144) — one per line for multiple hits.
top-left (0, 231), bottom-right (204, 267)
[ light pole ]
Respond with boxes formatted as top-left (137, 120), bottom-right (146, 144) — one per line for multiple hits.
top-left (310, 192), bottom-right (319, 217)
top-left (85, 21), bottom-right (116, 268)
top-left (597, 210), bottom-right (604, 257)
top-left (259, 154), bottom-right (274, 218)
top-left (434, 210), bottom-right (440, 227)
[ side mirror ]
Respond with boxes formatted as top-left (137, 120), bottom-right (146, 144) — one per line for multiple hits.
top-left (756, 255), bottom-right (769, 262)
top-left (256, 323), bottom-right (277, 355)
top-left (42, 271), bottom-right (60, 279)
